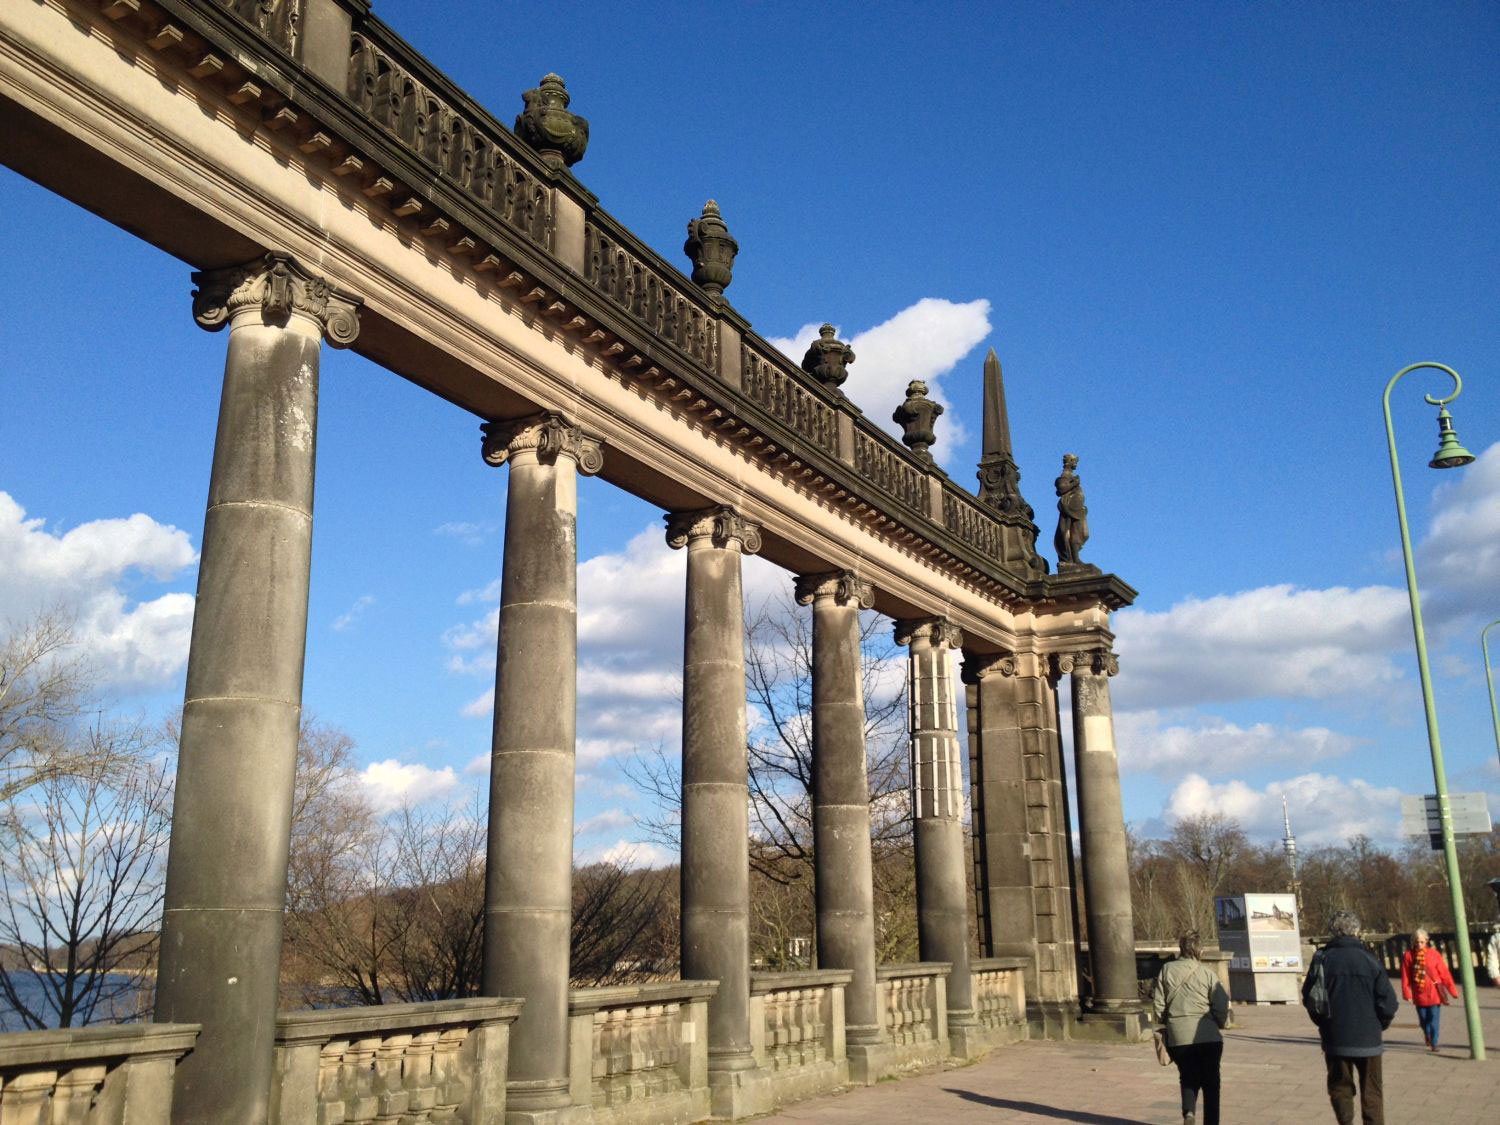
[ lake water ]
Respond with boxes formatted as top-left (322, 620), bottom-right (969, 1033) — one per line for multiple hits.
top-left (0, 973), bottom-right (151, 1031)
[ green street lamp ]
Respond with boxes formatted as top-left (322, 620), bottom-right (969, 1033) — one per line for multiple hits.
top-left (1383, 361), bottom-right (1483, 1060)
top-left (1484, 620), bottom-right (1500, 773)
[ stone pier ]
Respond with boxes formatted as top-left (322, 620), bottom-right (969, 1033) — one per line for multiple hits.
top-left (668, 506), bottom-right (771, 1119)
top-left (480, 412), bottom-right (602, 1121)
top-left (156, 254), bottom-right (359, 1123)
top-left (895, 618), bottom-right (978, 1057)
top-left (1062, 649), bottom-right (1144, 1040)
top-left (796, 571), bottom-right (889, 1084)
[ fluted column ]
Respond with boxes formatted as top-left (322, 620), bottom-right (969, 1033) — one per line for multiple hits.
top-left (895, 618), bottom-right (974, 1030)
top-left (795, 571), bottom-right (880, 1051)
top-left (1061, 649), bottom-right (1138, 1011)
top-left (480, 412), bottom-right (602, 1119)
top-left (668, 505), bottom-right (769, 1119)
top-left (157, 254), bottom-right (360, 1124)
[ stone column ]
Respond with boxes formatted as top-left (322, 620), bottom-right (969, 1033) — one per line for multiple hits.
top-left (795, 570), bottom-right (885, 1081)
top-left (894, 618), bottom-right (976, 1051)
top-left (1061, 649), bottom-right (1142, 1026)
top-left (156, 254), bottom-right (360, 1124)
top-left (667, 505), bottom-right (769, 1119)
top-left (480, 412), bottom-right (602, 1121)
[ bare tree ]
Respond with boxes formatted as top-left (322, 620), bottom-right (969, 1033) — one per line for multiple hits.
top-left (0, 611), bottom-right (95, 805)
top-left (623, 594), bottom-right (913, 963)
top-left (0, 722), bottom-right (171, 1029)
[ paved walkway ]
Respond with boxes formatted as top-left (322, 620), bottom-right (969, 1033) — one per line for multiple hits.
top-left (761, 988), bottom-right (1500, 1123)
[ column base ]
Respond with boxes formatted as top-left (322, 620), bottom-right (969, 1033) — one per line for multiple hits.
top-left (706, 1056), bottom-right (771, 1120)
top-left (1026, 999), bottom-right (1081, 1041)
top-left (506, 1079), bottom-right (585, 1125)
top-left (946, 1008), bottom-right (1027, 1061)
top-left (845, 1035), bottom-right (902, 1086)
top-left (1072, 1003), bottom-right (1149, 1044)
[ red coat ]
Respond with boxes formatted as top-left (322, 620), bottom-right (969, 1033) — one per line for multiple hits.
top-left (1401, 945), bottom-right (1457, 1007)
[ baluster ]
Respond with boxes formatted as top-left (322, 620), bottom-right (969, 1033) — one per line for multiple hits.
top-left (317, 1039), bottom-right (349, 1123)
top-left (404, 1030), bottom-right (440, 1122)
top-left (343, 1036), bottom-right (381, 1125)
top-left (429, 1029), bottom-right (464, 1123)
top-left (47, 1063), bottom-right (104, 1125)
top-left (372, 1033), bottom-right (411, 1123)
top-left (0, 1070), bottom-right (57, 1123)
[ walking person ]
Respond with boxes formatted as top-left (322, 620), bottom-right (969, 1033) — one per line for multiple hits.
top-left (1150, 930), bottom-right (1229, 1125)
top-left (1400, 929), bottom-right (1457, 1051)
top-left (1303, 911), bottom-right (1399, 1125)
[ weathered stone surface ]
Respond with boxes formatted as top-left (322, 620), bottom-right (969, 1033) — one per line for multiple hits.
top-left (801, 324), bottom-right (855, 389)
top-left (892, 380), bottom-right (943, 463)
top-left (684, 200), bottom-right (738, 295)
top-left (514, 73), bottom-right (589, 169)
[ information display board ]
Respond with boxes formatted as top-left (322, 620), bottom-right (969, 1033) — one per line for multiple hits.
top-left (1216, 893), bottom-right (1303, 973)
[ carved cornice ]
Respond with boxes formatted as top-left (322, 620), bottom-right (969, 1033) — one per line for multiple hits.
top-left (894, 617), bottom-right (963, 651)
top-left (191, 252), bottom-right (362, 346)
top-left (664, 506), bottom-right (762, 553)
top-left (1054, 649), bottom-right (1118, 678)
top-left (793, 570), bottom-right (874, 609)
top-left (479, 411), bottom-right (604, 474)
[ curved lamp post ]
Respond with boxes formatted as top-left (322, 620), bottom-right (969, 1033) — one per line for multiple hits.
top-left (1383, 361), bottom-right (1483, 1060)
top-left (1484, 620), bottom-right (1500, 772)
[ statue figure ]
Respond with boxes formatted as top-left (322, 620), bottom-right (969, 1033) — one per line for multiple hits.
top-left (892, 380), bottom-right (943, 463)
top-left (801, 324), bottom-right (854, 389)
top-left (1053, 453), bottom-right (1090, 568)
top-left (684, 200), bottom-right (738, 295)
top-left (514, 74), bottom-right (589, 169)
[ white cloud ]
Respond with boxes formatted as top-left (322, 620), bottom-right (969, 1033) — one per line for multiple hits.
top-left (576, 839), bottom-right (675, 868)
top-left (1420, 441), bottom-right (1500, 614)
top-left (576, 808), bottom-right (633, 836)
top-left (1115, 711), bottom-right (1360, 777)
top-left (1112, 583), bottom-right (1411, 709)
top-left (332, 594), bottom-right (375, 633)
top-left (0, 492), bottom-right (197, 690)
top-left (767, 298), bottom-right (991, 460)
top-left (1167, 771), bottom-right (1404, 846)
top-left (358, 758), bottom-right (459, 813)
top-left (434, 521), bottom-right (494, 547)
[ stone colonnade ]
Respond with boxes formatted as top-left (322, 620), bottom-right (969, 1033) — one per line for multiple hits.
top-left (155, 252), bottom-right (1141, 1123)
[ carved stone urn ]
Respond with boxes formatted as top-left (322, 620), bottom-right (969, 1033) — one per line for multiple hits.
top-left (514, 73), bottom-right (589, 169)
top-left (684, 200), bottom-right (737, 295)
top-left (801, 324), bottom-right (855, 390)
top-left (893, 380), bottom-right (943, 463)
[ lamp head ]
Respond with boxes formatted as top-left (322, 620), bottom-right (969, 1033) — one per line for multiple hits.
top-left (1429, 406), bottom-right (1476, 469)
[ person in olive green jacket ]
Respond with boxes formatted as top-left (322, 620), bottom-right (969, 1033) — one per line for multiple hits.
top-left (1151, 931), bottom-right (1231, 1125)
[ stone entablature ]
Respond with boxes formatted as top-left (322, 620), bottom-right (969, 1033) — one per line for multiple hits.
top-left (82, 0), bottom-right (1133, 616)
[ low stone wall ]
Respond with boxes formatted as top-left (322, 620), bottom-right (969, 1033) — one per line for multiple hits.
top-left (0, 1022), bottom-right (198, 1123)
top-left (867, 961), bottom-right (950, 1076)
top-left (960, 956), bottom-right (1028, 1053)
top-left (567, 979), bottom-right (716, 1125)
top-left (750, 969), bottom-right (851, 1107)
top-left (270, 997), bottom-right (522, 1125)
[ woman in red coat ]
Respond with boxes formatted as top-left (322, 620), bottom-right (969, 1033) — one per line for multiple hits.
top-left (1401, 929), bottom-right (1458, 1051)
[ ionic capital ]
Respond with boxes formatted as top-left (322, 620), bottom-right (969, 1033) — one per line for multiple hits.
top-left (893, 616), bottom-right (962, 651)
top-left (664, 505), bottom-right (762, 553)
top-left (191, 252), bottom-right (362, 346)
top-left (793, 570), bottom-right (874, 608)
top-left (480, 411), bottom-right (604, 474)
top-left (1054, 649), bottom-right (1119, 677)
top-left (960, 651), bottom-right (1018, 684)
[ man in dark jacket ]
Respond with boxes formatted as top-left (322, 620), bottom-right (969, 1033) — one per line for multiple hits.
top-left (1303, 910), bottom-right (1400, 1124)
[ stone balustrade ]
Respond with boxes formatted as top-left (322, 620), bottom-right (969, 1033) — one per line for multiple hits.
top-left (566, 980), bottom-right (715, 1125)
top-left (749, 970), bottom-right (851, 1107)
top-left (0, 1023), bottom-right (198, 1123)
top-left (969, 956), bottom-right (1029, 1046)
top-left (269, 997), bottom-right (522, 1125)
top-left (874, 962), bottom-right (950, 1072)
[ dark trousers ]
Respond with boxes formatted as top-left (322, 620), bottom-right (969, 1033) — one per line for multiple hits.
top-left (1166, 1041), bottom-right (1222, 1124)
top-left (1325, 1052), bottom-right (1384, 1125)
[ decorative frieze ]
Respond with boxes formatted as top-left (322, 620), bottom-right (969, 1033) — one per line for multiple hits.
top-left (664, 505), bottom-right (763, 553)
top-left (479, 411), bottom-right (604, 474)
top-left (349, 33), bottom-right (553, 251)
top-left (792, 570), bottom-right (873, 609)
top-left (191, 252), bottom-right (362, 345)
top-left (854, 431), bottom-right (930, 516)
top-left (742, 344), bottom-right (838, 451)
top-left (584, 224), bottom-right (717, 368)
top-left (215, 0), bottom-right (299, 56)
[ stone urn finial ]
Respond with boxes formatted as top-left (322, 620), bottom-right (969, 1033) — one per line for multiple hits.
top-left (892, 380), bottom-right (943, 463)
top-left (801, 324), bottom-right (855, 390)
top-left (684, 200), bottom-right (738, 295)
top-left (514, 73), bottom-right (589, 169)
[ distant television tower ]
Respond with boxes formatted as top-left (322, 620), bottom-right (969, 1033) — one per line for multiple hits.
top-left (1282, 796), bottom-right (1302, 914)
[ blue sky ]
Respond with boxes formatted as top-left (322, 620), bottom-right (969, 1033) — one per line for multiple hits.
top-left (2, 0), bottom-right (1498, 859)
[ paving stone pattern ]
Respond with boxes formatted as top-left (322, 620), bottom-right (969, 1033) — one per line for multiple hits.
top-left (760, 987), bottom-right (1500, 1123)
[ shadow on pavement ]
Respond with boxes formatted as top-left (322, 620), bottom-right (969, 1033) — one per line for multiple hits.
top-left (942, 1089), bottom-right (1154, 1124)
